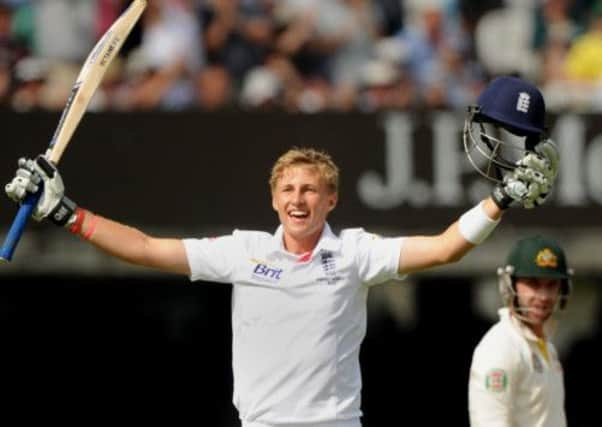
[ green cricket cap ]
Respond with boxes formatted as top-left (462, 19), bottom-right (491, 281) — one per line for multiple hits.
top-left (506, 235), bottom-right (570, 279)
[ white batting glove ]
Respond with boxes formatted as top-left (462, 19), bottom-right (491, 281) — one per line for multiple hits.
top-left (534, 138), bottom-right (560, 181)
top-left (4, 156), bottom-right (77, 226)
top-left (517, 139), bottom-right (559, 207)
top-left (491, 139), bottom-right (559, 209)
top-left (5, 158), bottom-right (41, 202)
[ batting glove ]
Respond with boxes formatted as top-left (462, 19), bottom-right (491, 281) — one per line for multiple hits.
top-left (4, 155), bottom-right (77, 226)
top-left (491, 139), bottom-right (559, 209)
top-left (534, 138), bottom-right (560, 181)
top-left (5, 158), bottom-right (40, 202)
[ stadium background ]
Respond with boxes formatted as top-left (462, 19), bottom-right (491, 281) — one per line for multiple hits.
top-left (0, 1), bottom-right (601, 426)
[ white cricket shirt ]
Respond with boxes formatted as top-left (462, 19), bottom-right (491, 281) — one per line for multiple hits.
top-left (183, 223), bottom-right (405, 425)
top-left (468, 308), bottom-right (566, 427)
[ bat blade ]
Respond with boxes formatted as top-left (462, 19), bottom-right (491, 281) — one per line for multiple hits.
top-left (0, 0), bottom-right (147, 262)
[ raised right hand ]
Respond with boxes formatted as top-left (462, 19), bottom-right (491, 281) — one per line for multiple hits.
top-left (5, 155), bottom-right (77, 226)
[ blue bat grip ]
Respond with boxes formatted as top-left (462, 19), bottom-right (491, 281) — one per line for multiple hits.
top-left (0, 190), bottom-right (41, 262)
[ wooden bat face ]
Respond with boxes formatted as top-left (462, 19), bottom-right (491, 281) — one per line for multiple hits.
top-left (48, 0), bottom-right (147, 164)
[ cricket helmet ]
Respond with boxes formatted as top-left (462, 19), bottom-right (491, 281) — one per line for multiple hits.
top-left (463, 76), bottom-right (548, 183)
top-left (498, 235), bottom-right (573, 321)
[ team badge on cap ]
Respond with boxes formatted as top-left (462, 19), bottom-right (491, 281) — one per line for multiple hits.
top-left (535, 248), bottom-right (558, 268)
top-left (516, 92), bottom-right (531, 113)
top-left (485, 369), bottom-right (508, 392)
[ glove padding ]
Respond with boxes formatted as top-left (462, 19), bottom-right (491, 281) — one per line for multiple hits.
top-left (4, 155), bottom-right (76, 226)
top-left (492, 139), bottom-right (559, 209)
top-left (5, 158), bottom-right (41, 202)
top-left (534, 138), bottom-right (559, 181)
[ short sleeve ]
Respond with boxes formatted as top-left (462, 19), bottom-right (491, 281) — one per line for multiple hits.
top-left (348, 228), bottom-right (406, 286)
top-left (183, 234), bottom-right (239, 283)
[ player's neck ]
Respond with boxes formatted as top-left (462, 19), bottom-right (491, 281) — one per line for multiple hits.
top-left (530, 323), bottom-right (545, 338)
top-left (283, 231), bottom-right (321, 255)
top-left (511, 309), bottom-right (546, 338)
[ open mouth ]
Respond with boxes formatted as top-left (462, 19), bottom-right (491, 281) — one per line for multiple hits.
top-left (289, 210), bottom-right (309, 220)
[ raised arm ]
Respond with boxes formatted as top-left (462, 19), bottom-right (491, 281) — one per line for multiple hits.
top-left (78, 212), bottom-right (190, 275)
top-left (4, 155), bottom-right (190, 275)
top-left (399, 198), bottom-right (502, 274)
top-left (399, 137), bottom-right (559, 275)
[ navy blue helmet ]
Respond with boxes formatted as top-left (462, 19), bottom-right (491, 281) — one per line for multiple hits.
top-left (463, 76), bottom-right (548, 183)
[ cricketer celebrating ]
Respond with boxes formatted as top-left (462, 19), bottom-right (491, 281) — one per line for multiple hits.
top-left (468, 235), bottom-right (572, 427)
top-left (5, 76), bottom-right (558, 427)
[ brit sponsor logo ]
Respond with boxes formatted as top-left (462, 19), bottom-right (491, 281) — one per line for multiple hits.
top-left (250, 259), bottom-right (283, 282)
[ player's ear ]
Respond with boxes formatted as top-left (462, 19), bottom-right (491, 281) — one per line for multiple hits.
top-left (327, 192), bottom-right (338, 212)
top-left (272, 194), bottom-right (278, 212)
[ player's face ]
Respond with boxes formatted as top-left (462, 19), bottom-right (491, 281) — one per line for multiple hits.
top-left (272, 165), bottom-right (337, 253)
top-left (515, 277), bottom-right (561, 326)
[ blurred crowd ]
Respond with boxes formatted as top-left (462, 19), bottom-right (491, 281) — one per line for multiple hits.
top-left (1, 0), bottom-right (602, 113)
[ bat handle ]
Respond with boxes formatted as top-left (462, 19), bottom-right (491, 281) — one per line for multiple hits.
top-left (0, 190), bottom-right (41, 262)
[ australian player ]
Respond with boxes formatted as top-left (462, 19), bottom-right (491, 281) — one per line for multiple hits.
top-left (469, 235), bottom-right (572, 427)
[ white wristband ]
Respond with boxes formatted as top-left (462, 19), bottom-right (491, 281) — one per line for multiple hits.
top-left (458, 201), bottom-right (500, 244)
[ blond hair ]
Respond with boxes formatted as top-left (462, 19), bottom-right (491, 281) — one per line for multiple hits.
top-left (269, 147), bottom-right (339, 194)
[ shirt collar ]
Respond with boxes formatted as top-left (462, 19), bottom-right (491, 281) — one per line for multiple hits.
top-left (269, 222), bottom-right (342, 257)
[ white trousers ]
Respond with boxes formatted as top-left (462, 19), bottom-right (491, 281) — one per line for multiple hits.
top-left (242, 419), bottom-right (361, 427)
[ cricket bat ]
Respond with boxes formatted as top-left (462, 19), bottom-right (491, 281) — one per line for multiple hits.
top-left (0, 0), bottom-right (147, 262)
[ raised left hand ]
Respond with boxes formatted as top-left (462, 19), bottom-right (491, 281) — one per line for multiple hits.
top-left (491, 139), bottom-right (559, 209)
